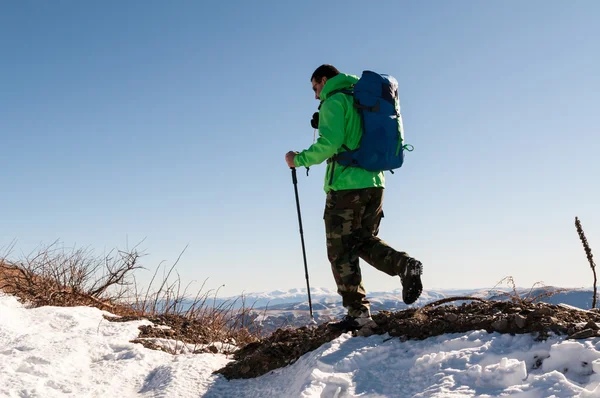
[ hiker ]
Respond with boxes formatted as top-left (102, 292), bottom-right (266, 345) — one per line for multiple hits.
top-left (285, 64), bottom-right (423, 332)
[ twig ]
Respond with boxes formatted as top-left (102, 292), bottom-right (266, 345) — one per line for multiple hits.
top-left (575, 217), bottom-right (597, 308)
top-left (421, 296), bottom-right (487, 310)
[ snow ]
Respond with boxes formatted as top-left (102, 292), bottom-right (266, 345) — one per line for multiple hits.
top-left (3, 293), bottom-right (600, 397)
top-left (215, 287), bottom-right (447, 309)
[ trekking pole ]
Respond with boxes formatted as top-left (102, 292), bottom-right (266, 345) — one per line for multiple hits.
top-left (290, 167), bottom-right (314, 319)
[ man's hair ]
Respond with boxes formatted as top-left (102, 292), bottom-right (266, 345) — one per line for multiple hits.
top-left (311, 64), bottom-right (340, 83)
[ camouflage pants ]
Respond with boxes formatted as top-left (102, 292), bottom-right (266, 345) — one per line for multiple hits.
top-left (324, 187), bottom-right (409, 318)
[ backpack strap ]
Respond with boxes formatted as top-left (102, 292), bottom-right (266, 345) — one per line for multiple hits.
top-left (327, 145), bottom-right (353, 164)
top-left (320, 90), bottom-right (358, 167)
top-left (316, 89), bottom-right (357, 184)
top-left (319, 88), bottom-right (353, 107)
top-left (354, 101), bottom-right (380, 113)
top-left (326, 88), bottom-right (379, 112)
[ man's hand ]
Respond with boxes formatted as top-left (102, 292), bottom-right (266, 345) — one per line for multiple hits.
top-left (285, 151), bottom-right (297, 168)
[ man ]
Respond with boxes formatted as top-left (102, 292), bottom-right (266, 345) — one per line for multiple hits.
top-left (285, 64), bottom-right (423, 332)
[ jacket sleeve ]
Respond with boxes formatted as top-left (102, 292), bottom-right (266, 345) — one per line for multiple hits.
top-left (294, 96), bottom-right (345, 168)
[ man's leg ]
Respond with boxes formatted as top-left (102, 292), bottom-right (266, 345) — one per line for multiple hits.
top-left (324, 189), bottom-right (370, 318)
top-left (356, 188), bottom-right (424, 304)
top-left (356, 188), bottom-right (409, 276)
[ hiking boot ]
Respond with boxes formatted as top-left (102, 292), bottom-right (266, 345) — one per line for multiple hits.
top-left (327, 313), bottom-right (377, 333)
top-left (400, 257), bottom-right (423, 305)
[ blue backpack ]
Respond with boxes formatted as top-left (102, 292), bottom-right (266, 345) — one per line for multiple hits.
top-left (331, 71), bottom-right (413, 172)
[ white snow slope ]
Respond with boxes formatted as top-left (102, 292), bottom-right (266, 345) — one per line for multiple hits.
top-left (2, 293), bottom-right (600, 397)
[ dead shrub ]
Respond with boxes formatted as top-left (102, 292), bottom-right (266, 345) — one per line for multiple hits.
top-left (120, 249), bottom-right (262, 353)
top-left (0, 241), bottom-right (263, 354)
top-left (575, 217), bottom-right (597, 308)
top-left (0, 240), bottom-right (142, 312)
top-left (487, 276), bottom-right (567, 304)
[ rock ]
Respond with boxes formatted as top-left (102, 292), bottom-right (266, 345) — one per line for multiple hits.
top-left (355, 327), bottom-right (376, 337)
top-left (505, 307), bottom-right (522, 314)
top-left (444, 313), bottom-right (458, 322)
top-left (568, 329), bottom-right (599, 340)
top-left (491, 318), bottom-right (509, 333)
top-left (584, 321), bottom-right (600, 331)
top-left (514, 315), bottom-right (527, 329)
top-left (533, 307), bottom-right (556, 316)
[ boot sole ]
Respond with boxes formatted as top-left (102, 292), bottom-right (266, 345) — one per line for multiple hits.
top-left (402, 262), bottom-right (423, 305)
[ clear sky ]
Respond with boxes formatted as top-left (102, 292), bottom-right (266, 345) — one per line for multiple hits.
top-left (1, 1), bottom-right (599, 297)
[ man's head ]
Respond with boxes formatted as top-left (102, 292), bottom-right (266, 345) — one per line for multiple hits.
top-left (310, 64), bottom-right (340, 100)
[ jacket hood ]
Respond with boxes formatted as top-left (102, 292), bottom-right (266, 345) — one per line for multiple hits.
top-left (320, 73), bottom-right (359, 101)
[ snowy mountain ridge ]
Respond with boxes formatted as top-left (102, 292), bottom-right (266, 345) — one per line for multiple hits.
top-left (212, 286), bottom-right (596, 311)
top-left (194, 286), bottom-right (600, 335)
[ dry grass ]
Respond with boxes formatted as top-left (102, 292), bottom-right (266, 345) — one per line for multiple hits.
top-left (0, 241), bottom-right (261, 354)
top-left (486, 276), bottom-right (568, 304)
top-left (117, 252), bottom-right (263, 353)
top-left (0, 241), bottom-right (142, 313)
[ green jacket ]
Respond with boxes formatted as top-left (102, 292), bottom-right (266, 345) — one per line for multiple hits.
top-left (294, 73), bottom-right (385, 193)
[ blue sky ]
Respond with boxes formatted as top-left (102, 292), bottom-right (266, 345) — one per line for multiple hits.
top-left (1, 1), bottom-right (599, 297)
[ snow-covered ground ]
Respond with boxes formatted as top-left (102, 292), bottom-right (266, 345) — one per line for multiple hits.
top-left (2, 292), bottom-right (600, 397)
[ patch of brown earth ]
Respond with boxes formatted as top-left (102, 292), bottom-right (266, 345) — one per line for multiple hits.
top-left (107, 314), bottom-right (213, 344)
top-left (216, 300), bottom-right (600, 380)
top-left (106, 313), bottom-right (258, 354)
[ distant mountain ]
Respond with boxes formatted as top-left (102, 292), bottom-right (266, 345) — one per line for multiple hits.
top-left (188, 286), bottom-right (597, 312)
top-left (195, 287), bottom-right (449, 311)
top-left (178, 286), bottom-right (598, 335)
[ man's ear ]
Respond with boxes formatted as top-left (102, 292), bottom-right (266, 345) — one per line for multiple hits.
top-left (322, 77), bottom-right (328, 85)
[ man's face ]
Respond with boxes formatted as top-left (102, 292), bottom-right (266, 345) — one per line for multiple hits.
top-left (311, 77), bottom-right (327, 100)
